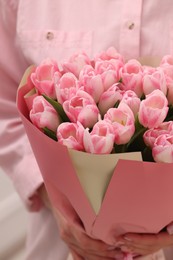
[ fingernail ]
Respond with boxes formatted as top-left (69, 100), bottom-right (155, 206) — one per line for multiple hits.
top-left (114, 241), bottom-right (125, 247)
top-left (108, 245), bottom-right (117, 250)
top-left (121, 246), bottom-right (130, 252)
top-left (123, 236), bottom-right (132, 242)
top-left (167, 225), bottom-right (173, 235)
top-left (108, 241), bottom-right (125, 250)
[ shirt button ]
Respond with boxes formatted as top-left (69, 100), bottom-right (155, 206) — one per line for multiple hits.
top-left (127, 22), bottom-right (135, 30)
top-left (46, 31), bottom-right (54, 40)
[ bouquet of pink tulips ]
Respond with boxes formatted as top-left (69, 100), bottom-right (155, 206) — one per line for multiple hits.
top-left (17, 47), bottom-right (173, 260)
top-left (27, 47), bottom-right (173, 161)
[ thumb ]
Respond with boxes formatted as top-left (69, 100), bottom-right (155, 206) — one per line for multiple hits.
top-left (167, 221), bottom-right (173, 235)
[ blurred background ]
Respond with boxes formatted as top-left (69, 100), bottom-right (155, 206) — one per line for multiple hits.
top-left (0, 168), bottom-right (27, 260)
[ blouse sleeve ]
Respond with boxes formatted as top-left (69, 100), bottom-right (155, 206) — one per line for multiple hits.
top-left (0, 0), bottom-right (44, 211)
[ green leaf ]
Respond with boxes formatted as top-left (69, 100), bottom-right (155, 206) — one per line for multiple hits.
top-left (114, 144), bottom-right (127, 153)
top-left (126, 127), bottom-right (146, 152)
top-left (165, 105), bottom-right (173, 122)
top-left (135, 116), bottom-right (144, 132)
top-left (42, 94), bottom-right (69, 122)
top-left (142, 146), bottom-right (154, 162)
top-left (43, 127), bottom-right (57, 141)
top-left (140, 93), bottom-right (145, 101)
top-left (114, 100), bottom-right (120, 108)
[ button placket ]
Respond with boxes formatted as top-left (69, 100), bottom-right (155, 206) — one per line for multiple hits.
top-left (119, 0), bottom-right (143, 59)
top-left (127, 22), bottom-right (135, 30)
top-left (46, 31), bottom-right (54, 40)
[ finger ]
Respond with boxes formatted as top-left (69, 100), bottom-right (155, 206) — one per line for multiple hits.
top-left (66, 225), bottom-right (125, 258)
top-left (70, 248), bottom-right (84, 260)
top-left (59, 223), bottom-right (122, 258)
top-left (120, 232), bottom-right (173, 247)
top-left (120, 243), bottom-right (159, 256)
top-left (55, 208), bottom-right (125, 259)
top-left (69, 242), bottom-right (125, 259)
top-left (117, 232), bottom-right (173, 256)
top-left (167, 221), bottom-right (173, 235)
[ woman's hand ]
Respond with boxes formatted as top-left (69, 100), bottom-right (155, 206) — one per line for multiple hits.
top-left (37, 183), bottom-right (52, 209)
top-left (38, 185), bottom-right (173, 258)
top-left (38, 184), bottom-right (125, 260)
top-left (116, 224), bottom-right (173, 256)
top-left (53, 208), bottom-right (125, 260)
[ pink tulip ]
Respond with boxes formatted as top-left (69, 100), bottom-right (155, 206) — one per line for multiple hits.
top-left (160, 55), bottom-right (173, 80)
top-left (104, 103), bottom-right (135, 145)
top-left (161, 55), bottom-right (173, 66)
top-left (62, 51), bottom-right (91, 78)
top-left (143, 121), bottom-right (173, 148)
top-left (63, 90), bottom-right (99, 128)
top-left (94, 46), bottom-right (124, 63)
top-left (31, 59), bottom-right (61, 99)
top-left (161, 64), bottom-right (173, 81)
top-left (83, 120), bottom-right (115, 154)
top-left (119, 59), bottom-right (143, 97)
top-left (120, 90), bottom-right (140, 116)
top-left (55, 72), bottom-right (79, 105)
top-left (30, 96), bottom-right (60, 132)
top-left (79, 65), bottom-right (104, 103)
top-left (142, 69), bottom-right (167, 96)
top-left (152, 134), bottom-right (173, 163)
top-left (95, 60), bottom-right (123, 90)
top-left (57, 122), bottom-right (84, 151)
top-left (143, 66), bottom-right (156, 75)
top-left (138, 89), bottom-right (168, 129)
top-left (98, 84), bottom-right (123, 115)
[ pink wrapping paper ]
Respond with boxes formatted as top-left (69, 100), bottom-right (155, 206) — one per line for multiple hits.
top-left (17, 68), bottom-right (173, 245)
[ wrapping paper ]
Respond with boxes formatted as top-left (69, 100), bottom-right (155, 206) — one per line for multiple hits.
top-left (17, 67), bottom-right (173, 245)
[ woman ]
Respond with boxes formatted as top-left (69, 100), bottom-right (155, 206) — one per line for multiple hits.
top-left (0, 0), bottom-right (173, 259)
